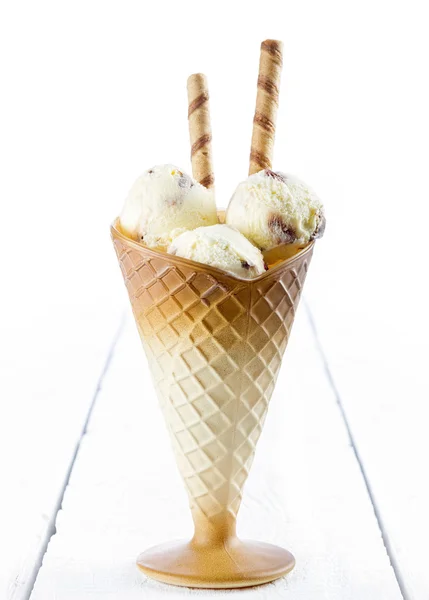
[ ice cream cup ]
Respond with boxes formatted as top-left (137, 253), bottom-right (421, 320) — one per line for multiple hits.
top-left (111, 218), bottom-right (314, 588)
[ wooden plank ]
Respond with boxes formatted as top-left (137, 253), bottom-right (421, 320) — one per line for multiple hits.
top-left (0, 307), bottom-right (124, 600)
top-left (0, 292), bottom-right (123, 599)
top-left (30, 311), bottom-right (402, 599)
top-left (305, 236), bottom-right (429, 600)
top-left (298, 70), bottom-right (429, 595)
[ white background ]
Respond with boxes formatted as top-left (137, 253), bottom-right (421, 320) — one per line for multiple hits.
top-left (1, 1), bottom-right (428, 599)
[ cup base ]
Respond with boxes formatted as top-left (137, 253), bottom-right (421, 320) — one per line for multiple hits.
top-left (137, 537), bottom-right (295, 589)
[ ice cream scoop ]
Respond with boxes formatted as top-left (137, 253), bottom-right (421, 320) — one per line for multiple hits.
top-left (119, 164), bottom-right (218, 249)
top-left (226, 169), bottom-right (325, 251)
top-left (168, 224), bottom-right (267, 279)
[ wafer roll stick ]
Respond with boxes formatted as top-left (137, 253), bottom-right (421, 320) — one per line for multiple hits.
top-left (187, 74), bottom-right (215, 189)
top-left (249, 40), bottom-right (283, 175)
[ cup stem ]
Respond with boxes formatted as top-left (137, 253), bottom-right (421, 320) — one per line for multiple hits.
top-left (191, 511), bottom-right (237, 548)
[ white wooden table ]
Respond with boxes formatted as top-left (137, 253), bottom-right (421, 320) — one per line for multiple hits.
top-left (2, 233), bottom-right (428, 599)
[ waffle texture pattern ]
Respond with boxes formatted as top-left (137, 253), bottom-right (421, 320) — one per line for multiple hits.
top-left (112, 227), bottom-right (313, 521)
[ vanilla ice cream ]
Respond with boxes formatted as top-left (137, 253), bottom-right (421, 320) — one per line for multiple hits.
top-left (168, 224), bottom-right (267, 279)
top-left (226, 169), bottom-right (325, 251)
top-left (119, 164), bottom-right (218, 249)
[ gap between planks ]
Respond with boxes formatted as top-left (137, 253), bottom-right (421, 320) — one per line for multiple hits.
top-left (304, 300), bottom-right (408, 600)
top-left (21, 314), bottom-right (126, 600)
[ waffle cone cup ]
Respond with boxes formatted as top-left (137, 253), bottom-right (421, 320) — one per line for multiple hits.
top-left (111, 220), bottom-right (314, 588)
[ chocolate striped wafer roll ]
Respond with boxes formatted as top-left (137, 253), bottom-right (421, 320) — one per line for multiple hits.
top-left (187, 73), bottom-right (215, 189)
top-left (249, 40), bottom-right (283, 175)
